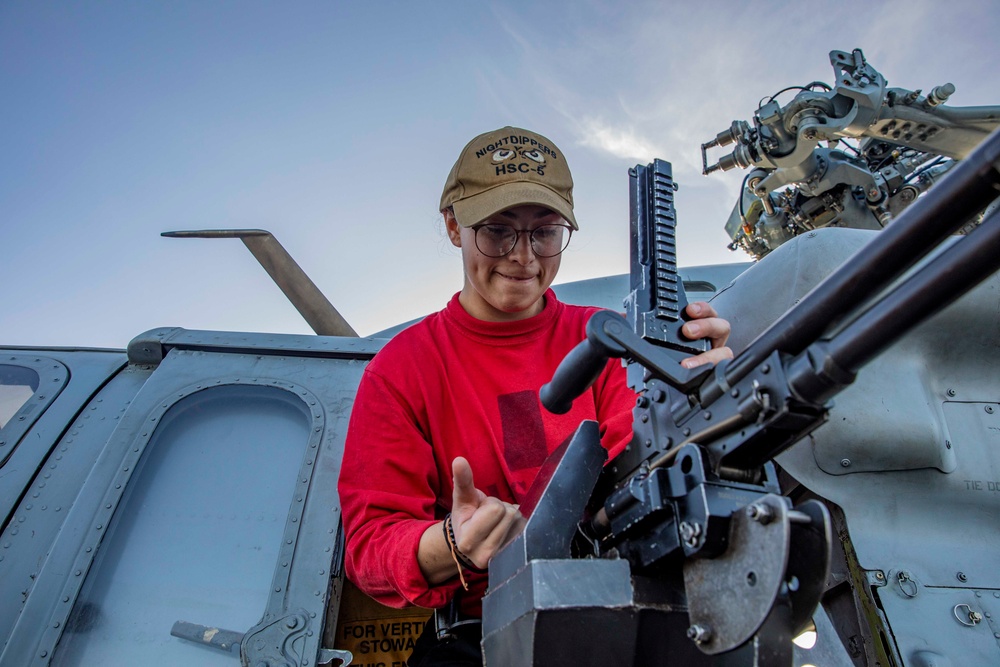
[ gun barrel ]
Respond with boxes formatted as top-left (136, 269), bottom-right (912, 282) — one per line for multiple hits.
top-left (788, 203), bottom-right (1000, 404)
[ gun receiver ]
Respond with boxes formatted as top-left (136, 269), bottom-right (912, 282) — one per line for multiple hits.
top-left (626, 159), bottom-right (707, 356)
top-left (540, 159), bottom-right (709, 416)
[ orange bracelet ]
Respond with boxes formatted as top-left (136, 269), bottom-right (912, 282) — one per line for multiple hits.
top-left (442, 514), bottom-right (469, 590)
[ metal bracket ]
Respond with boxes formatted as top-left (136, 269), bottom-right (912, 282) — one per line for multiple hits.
top-left (683, 494), bottom-right (792, 654)
top-left (171, 609), bottom-right (327, 666)
top-left (318, 648), bottom-right (354, 666)
top-left (241, 610), bottom-right (314, 666)
top-left (682, 495), bottom-right (831, 655)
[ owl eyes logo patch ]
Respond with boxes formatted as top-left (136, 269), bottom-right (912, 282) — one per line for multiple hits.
top-left (475, 135), bottom-right (559, 162)
top-left (492, 148), bottom-right (547, 166)
top-left (478, 136), bottom-right (555, 178)
top-left (520, 149), bottom-right (545, 164)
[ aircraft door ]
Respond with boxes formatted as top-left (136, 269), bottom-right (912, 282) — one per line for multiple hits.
top-left (0, 332), bottom-right (372, 667)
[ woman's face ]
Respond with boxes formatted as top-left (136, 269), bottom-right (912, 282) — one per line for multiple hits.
top-left (446, 205), bottom-right (567, 322)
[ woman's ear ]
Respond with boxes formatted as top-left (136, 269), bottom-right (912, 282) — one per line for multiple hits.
top-left (443, 209), bottom-right (462, 248)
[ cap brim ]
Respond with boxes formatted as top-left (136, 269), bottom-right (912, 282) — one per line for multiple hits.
top-left (452, 182), bottom-right (578, 230)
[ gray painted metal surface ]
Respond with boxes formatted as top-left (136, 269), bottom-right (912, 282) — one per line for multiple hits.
top-left (711, 226), bottom-right (1000, 665)
top-left (0, 331), bottom-right (381, 667)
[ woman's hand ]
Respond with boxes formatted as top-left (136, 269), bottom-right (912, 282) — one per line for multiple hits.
top-left (680, 301), bottom-right (733, 369)
top-left (417, 457), bottom-right (524, 585)
top-left (449, 457), bottom-right (524, 570)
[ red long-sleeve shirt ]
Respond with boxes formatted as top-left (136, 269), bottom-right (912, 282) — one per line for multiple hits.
top-left (338, 290), bottom-right (636, 616)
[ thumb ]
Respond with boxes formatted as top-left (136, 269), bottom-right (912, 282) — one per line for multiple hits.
top-left (452, 457), bottom-right (483, 510)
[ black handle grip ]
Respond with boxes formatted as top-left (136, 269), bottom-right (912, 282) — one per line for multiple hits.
top-left (540, 337), bottom-right (612, 415)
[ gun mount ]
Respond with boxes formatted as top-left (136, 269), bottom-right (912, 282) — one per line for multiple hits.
top-left (701, 48), bottom-right (1000, 259)
top-left (483, 115), bottom-right (1000, 664)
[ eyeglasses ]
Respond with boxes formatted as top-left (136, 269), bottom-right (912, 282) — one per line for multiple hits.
top-left (472, 223), bottom-right (573, 258)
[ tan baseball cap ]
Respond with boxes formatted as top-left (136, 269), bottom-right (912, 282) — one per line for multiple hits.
top-left (440, 126), bottom-right (577, 229)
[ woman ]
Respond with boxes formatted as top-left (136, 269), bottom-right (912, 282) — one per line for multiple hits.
top-left (338, 126), bottom-right (732, 666)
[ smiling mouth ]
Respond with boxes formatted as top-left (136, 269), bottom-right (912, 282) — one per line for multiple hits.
top-left (497, 272), bottom-right (536, 282)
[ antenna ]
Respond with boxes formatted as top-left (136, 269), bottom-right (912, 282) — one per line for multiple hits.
top-left (162, 229), bottom-right (358, 337)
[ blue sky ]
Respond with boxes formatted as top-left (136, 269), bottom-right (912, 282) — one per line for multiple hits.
top-left (3, 1), bottom-right (998, 347)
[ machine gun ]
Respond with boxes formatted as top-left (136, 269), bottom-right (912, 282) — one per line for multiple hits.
top-left (701, 48), bottom-right (1000, 259)
top-left (481, 115), bottom-right (1000, 665)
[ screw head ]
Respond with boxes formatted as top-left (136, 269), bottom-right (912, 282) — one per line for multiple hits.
top-left (840, 458), bottom-right (852, 467)
top-left (957, 571), bottom-right (968, 582)
top-left (746, 503), bottom-right (774, 524)
top-left (679, 521), bottom-right (702, 548)
top-left (687, 624), bottom-right (712, 644)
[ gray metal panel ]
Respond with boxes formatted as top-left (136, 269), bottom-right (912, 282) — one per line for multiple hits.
top-left (0, 356), bottom-right (67, 465)
top-left (793, 606), bottom-right (856, 667)
top-left (0, 330), bottom-right (378, 667)
top-left (710, 227), bottom-right (1000, 664)
top-left (53, 383), bottom-right (314, 666)
top-left (0, 361), bottom-right (149, 651)
top-left (877, 585), bottom-right (1000, 665)
top-left (127, 326), bottom-right (383, 365)
top-left (483, 559), bottom-right (633, 636)
top-left (0, 350), bottom-right (126, 527)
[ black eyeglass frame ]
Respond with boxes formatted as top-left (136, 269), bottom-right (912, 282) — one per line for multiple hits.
top-left (470, 223), bottom-right (574, 258)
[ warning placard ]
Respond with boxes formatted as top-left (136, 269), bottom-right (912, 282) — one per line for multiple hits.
top-left (333, 580), bottom-right (432, 667)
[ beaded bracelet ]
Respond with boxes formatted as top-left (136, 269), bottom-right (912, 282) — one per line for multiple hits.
top-left (442, 514), bottom-right (487, 590)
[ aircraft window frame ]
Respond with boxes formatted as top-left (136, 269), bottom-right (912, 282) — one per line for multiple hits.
top-left (39, 373), bottom-right (342, 666)
top-left (0, 355), bottom-right (69, 467)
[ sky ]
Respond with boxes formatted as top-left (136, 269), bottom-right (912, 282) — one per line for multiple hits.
top-left (2, 0), bottom-right (999, 348)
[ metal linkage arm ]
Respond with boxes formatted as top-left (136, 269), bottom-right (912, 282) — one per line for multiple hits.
top-left (721, 126), bottom-right (1000, 394)
top-left (162, 229), bottom-right (358, 337)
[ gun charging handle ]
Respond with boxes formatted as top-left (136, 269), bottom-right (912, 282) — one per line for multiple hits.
top-left (540, 311), bottom-right (627, 414)
top-left (541, 311), bottom-right (714, 415)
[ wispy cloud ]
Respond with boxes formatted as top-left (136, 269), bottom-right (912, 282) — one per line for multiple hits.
top-left (575, 117), bottom-right (662, 161)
